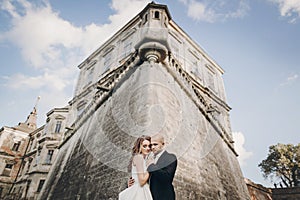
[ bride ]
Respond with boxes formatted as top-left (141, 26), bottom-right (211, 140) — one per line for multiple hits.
top-left (119, 135), bottom-right (153, 200)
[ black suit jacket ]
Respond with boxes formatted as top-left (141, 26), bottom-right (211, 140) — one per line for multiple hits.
top-left (147, 151), bottom-right (177, 200)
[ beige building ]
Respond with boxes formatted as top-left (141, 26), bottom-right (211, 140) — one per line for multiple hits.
top-left (0, 99), bottom-right (69, 199)
top-left (0, 105), bottom-right (37, 198)
top-left (8, 107), bottom-right (69, 200)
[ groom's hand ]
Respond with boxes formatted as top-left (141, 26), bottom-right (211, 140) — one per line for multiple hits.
top-left (128, 177), bottom-right (135, 187)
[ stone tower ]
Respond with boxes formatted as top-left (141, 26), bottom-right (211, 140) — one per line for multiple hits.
top-left (39, 2), bottom-right (250, 199)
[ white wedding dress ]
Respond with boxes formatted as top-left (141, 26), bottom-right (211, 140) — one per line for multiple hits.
top-left (119, 159), bottom-right (153, 200)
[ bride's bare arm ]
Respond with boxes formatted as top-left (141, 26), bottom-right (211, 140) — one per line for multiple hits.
top-left (133, 155), bottom-right (149, 186)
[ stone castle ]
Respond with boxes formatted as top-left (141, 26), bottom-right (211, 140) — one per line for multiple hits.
top-left (1, 2), bottom-right (251, 199)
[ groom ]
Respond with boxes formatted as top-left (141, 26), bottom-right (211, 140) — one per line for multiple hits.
top-left (146, 134), bottom-right (177, 200)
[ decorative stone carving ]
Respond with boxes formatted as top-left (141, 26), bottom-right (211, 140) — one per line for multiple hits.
top-left (139, 41), bottom-right (168, 63)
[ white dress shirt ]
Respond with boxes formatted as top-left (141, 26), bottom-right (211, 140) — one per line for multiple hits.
top-left (154, 149), bottom-right (165, 164)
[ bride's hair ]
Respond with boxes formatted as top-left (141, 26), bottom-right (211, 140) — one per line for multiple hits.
top-left (128, 135), bottom-right (151, 172)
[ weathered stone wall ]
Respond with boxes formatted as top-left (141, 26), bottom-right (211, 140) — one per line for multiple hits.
top-left (40, 61), bottom-right (250, 199)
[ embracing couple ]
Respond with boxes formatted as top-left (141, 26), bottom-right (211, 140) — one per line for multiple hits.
top-left (119, 134), bottom-right (177, 200)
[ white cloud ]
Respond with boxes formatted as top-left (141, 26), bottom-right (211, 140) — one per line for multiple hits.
top-left (280, 73), bottom-right (299, 86)
top-left (0, 0), bottom-right (151, 72)
top-left (0, 0), bottom-right (151, 84)
top-left (1, 1), bottom-right (83, 68)
top-left (179, 0), bottom-right (249, 22)
top-left (2, 70), bottom-right (72, 91)
top-left (269, 0), bottom-right (300, 23)
top-left (232, 132), bottom-right (253, 166)
top-left (1, 0), bottom-right (18, 18)
top-left (0, 0), bottom-right (151, 124)
top-left (187, 1), bottom-right (215, 22)
top-left (1, 0), bottom-right (144, 67)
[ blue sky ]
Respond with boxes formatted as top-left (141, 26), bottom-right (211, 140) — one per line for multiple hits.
top-left (1, 0), bottom-right (299, 187)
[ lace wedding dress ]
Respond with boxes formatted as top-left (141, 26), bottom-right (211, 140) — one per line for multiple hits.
top-left (119, 159), bottom-right (152, 200)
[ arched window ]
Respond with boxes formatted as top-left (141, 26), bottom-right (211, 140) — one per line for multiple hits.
top-left (54, 121), bottom-right (62, 133)
top-left (154, 11), bottom-right (160, 19)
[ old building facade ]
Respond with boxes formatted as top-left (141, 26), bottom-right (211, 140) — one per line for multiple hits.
top-left (0, 104), bottom-right (37, 198)
top-left (38, 2), bottom-right (250, 200)
top-left (0, 101), bottom-right (69, 199)
top-left (9, 107), bottom-right (68, 200)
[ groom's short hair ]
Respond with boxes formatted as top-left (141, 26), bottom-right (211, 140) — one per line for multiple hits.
top-left (152, 133), bottom-right (165, 145)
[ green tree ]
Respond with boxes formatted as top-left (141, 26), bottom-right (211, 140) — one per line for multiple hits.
top-left (258, 143), bottom-right (300, 187)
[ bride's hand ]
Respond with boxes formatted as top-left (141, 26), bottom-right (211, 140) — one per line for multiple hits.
top-left (128, 177), bottom-right (135, 187)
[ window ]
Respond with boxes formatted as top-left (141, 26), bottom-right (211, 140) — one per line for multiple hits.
top-left (103, 52), bottom-right (112, 73)
top-left (121, 30), bottom-right (135, 59)
top-left (54, 121), bottom-right (62, 133)
top-left (85, 67), bottom-right (94, 86)
top-left (207, 71), bottom-right (215, 89)
top-left (170, 33), bottom-right (181, 60)
top-left (77, 101), bottom-right (86, 116)
top-left (2, 163), bottom-right (13, 176)
top-left (187, 50), bottom-right (201, 80)
top-left (45, 150), bottom-right (54, 164)
top-left (154, 11), bottom-right (160, 19)
top-left (193, 63), bottom-right (201, 77)
top-left (5, 164), bottom-right (13, 169)
top-left (123, 40), bottom-right (132, 57)
top-left (206, 66), bottom-right (218, 94)
top-left (12, 142), bottom-right (21, 151)
top-left (26, 159), bottom-right (32, 173)
top-left (37, 180), bottom-right (45, 192)
top-left (35, 149), bottom-right (41, 166)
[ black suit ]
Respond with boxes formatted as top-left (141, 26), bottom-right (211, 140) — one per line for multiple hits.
top-left (147, 151), bottom-right (177, 200)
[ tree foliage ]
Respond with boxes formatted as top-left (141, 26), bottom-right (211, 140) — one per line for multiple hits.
top-left (258, 143), bottom-right (300, 187)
